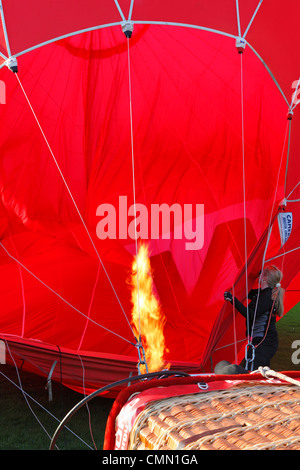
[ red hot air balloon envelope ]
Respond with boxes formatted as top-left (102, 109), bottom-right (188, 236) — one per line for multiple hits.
top-left (0, 0), bottom-right (300, 395)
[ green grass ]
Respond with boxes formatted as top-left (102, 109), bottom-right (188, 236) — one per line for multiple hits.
top-left (0, 365), bottom-right (113, 450)
top-left (0, 303), bottom-right (299, 450)
top-left (272, 302), bottom-right (300, 371)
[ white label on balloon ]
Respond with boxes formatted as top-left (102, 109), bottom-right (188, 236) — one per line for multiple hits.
top-left (277, 212), bottom-right (293, 246)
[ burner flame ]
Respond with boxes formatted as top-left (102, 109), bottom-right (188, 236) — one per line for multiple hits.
top-left (130, 244), bottom-right (169, 373)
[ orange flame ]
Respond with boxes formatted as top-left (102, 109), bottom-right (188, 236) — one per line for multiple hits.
top-left (130, 243), bottom-right (169, 374)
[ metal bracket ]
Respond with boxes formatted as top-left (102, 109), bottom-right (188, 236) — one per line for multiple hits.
top-left (45, 360), bottom-right (58, 401)
top-left (121, 20), bottom-right (134, 38)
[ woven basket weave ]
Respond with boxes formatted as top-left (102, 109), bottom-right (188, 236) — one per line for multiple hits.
top-left (127, 382), bottom-right (300, 450)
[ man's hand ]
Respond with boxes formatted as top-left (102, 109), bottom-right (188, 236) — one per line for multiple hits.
top-left (224, 291), bottom-right (233, 302)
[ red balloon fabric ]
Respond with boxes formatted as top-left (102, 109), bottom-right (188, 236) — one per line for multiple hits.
top-left (0, 1), bottom-right (300, 393)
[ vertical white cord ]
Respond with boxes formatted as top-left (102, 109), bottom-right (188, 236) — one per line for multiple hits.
top-left (9, 237), bottom-right (26, 338)
top-left (0, 241), bottom-right (135, 345)
top-left (5, 339), bottom-right (55, 443)
top-left (1, 340), bottom-right (93, 448)
top-left (232, 283), bottom-right (238, 364)
top-left (240, 54), bottom-right (250, 340)
top-left (14, 73), bottom-right (135, 337)
top-left (284, 119), bottom-right (292, 196)
top-left (239, 53), bottom-right (290, 362)
top-left (77, 354), bottom-right (97, 449)
top-left (77, 263), bottom-right (101, 351)
top-left (126, 38), bottom-right (142, 343)
top-left (235, 0), bottom-right (242, 37)
top-left (250, 120), bottom-right (289, 340)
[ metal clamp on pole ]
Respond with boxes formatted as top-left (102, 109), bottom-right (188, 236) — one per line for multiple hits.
top-left (236, 37), bottom-right (246, 54)
top-left (122, 20), bottom-right (134, 38)
top-left (5, 57), bottom-right (18, 73)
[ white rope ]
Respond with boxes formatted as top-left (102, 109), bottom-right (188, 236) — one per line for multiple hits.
top-left (232, 283), bottom-right (238, 364)
top-left (256, 366), bottom-right (300, 387)
top-left (237, 51), bottom-right (287, 368)
top-left (290, 77), bottom-right (300, 112)
top-left (128, 0), bottom-right (135, 20)
top-left (77, 354), bottom-right (97, 449)
top-left (113, 0), bottom-right (126, 21)
top-left (0, 241), bottom-right (135, 346)
top-left (235, 0), bottom-right (242, 37)
top-left (242, 0), bottom-right (264, 38)
top-left (235, 109), bottom-right (288, 359)
top-left (286, 181), bottom-right (300, 200)
top-left (284, 119), bottom-right (292, 196)
top-left (125, 35), bottom-right (149, 373)
top-left (266, 245), bottom-right (300, 263)
top-left (126, 38), bottom-right (143, 345)
top-left (249, 117), bottom-right (290, 342)
top-left (77, 263), bottom-right (101, 351)
top-left (14, 73), bottom-right (135, 339)
top-left (9, 237), bottom-right (26, 338)
top-left (240, 53), bottom-right (250, 344)
top-left (4, 340), bottom-right (55, 444)
top-left (0, 355), bottom-right (93, 449)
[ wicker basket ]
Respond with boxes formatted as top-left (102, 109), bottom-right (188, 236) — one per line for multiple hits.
top-left (127, 382), bottom-right (300, 450)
